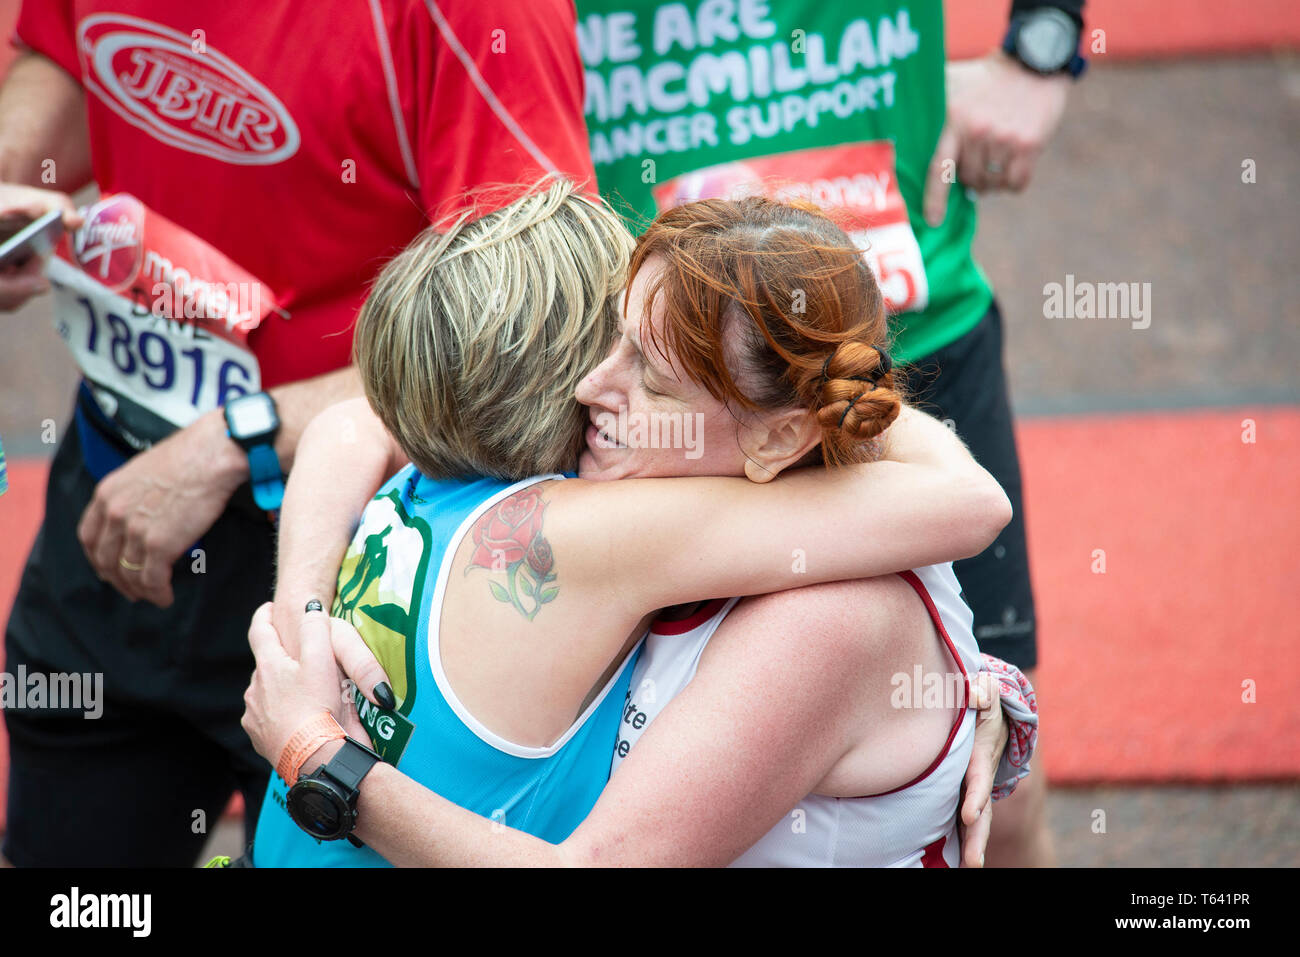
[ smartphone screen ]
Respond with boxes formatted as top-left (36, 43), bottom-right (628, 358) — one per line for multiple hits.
top-left (0, 209), bottom-right (65, 268)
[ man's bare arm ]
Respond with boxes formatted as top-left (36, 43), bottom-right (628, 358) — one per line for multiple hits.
top-left (0, 52), bottom-right (92, 188)
top-left (78, 365), bottom-right (367, 608)
top-left (0, 53), bottom-right (92, 309)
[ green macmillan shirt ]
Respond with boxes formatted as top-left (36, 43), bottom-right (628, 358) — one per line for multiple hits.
top-left (577, 0), bottom-right (993, 362)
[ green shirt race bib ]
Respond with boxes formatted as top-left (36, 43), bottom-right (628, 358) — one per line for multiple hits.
top-left (577, 0), bottom-right (993, 361)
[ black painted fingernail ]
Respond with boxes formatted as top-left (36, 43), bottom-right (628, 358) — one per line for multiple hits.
top-left (305, 599), bottom-right (323, 613)
top-left (374, 682), bottom-right (396, 710)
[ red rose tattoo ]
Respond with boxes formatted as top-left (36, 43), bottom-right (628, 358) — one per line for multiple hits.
top-left (467, 490), bottom-right (559, 621)
top-left (525, 538), bottom-right (553, 576)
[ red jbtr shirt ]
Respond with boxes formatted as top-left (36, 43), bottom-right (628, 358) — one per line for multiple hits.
top-left (15, 1), bottom-right (595, 387)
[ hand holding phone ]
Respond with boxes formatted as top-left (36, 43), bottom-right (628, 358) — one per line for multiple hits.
top-left (0, 183), bottom-right (82, 312)
top-left (0, 209), bottom-right (64, 268)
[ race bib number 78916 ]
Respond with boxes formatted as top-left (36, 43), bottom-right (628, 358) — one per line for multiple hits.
top-left (49, 259), bottom-right (260, 427)
top-left (47, 194), bottom-right (275, 434)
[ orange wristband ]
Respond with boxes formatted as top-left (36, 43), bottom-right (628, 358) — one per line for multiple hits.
top-left (277, 711), bottom-right (346, 786)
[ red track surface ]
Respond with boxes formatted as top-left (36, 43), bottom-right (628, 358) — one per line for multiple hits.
top-left (1017, 407), bottom-right (1300, 782)
top-left (944, 0), bottom-right (1300, 61)
top-left (2, 406), bottom-right (1298, 829)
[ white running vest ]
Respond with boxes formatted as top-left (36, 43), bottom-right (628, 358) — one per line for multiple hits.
top-left (610, 563), bottom-right (979, 867)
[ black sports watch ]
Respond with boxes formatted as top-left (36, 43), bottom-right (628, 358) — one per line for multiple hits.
top-left (286, 737), bottom-right (382, 846)
top-left (1003, 7), bottom-right (1087, 78)
top-left (222, 391), bottom-right (285, 513)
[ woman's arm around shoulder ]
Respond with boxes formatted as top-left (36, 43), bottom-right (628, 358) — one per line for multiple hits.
top-left (272, 397), bottom-right (409, 654)
top-left (547, 405), bottom-right (1012, 614)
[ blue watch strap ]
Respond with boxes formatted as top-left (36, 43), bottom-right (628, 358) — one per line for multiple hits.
top-left (246, 442), bottom-right (285, 512)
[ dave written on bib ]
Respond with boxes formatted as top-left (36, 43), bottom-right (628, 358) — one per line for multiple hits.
top-left (47, 193), bottom-right (279, 445)
top-left (651, 141), bottom-right (928, 315)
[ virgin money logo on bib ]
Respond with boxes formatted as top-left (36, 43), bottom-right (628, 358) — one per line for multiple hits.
top-left (655, 161), bottom-right (762, 205)
top-left (73, 195), bottom-right (144, 292)
top-left (77, 14), bottom-right (300, 165)
top-left (653, 142), bottom-right (930, 314)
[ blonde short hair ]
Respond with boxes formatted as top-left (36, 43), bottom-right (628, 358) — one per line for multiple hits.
top-left (354, 178), bottom-right (632, 480)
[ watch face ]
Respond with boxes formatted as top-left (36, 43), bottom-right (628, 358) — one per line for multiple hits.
top-left (226, 393), bottom-right (276, 440)
top-left (288, 782), bottom-right (346, 838)
top-left (1018, 10), bottom-right (1077, 72)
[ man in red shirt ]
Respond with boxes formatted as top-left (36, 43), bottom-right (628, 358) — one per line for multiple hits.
top-left (0, 0), bottom-right (594, 866)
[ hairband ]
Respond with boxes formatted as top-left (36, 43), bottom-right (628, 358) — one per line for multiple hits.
top-left (820, 348), bottom-right (893, 387)
top-left (838, 393), bottom-right (863, 430)
top-left (830, 347), bottom-right (891, 432)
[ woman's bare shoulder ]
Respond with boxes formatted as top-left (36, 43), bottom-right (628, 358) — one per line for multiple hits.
top-left (716, 575), bottom-right (931, 660)
top-left (710, 577), bottom-right (957, 797)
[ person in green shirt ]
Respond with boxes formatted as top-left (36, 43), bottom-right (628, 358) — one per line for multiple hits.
top-left (576, 0), bottom-right (1086, 867)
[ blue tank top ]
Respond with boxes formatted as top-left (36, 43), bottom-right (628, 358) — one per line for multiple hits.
top-left (252, 467), bottom-right (642, 866)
